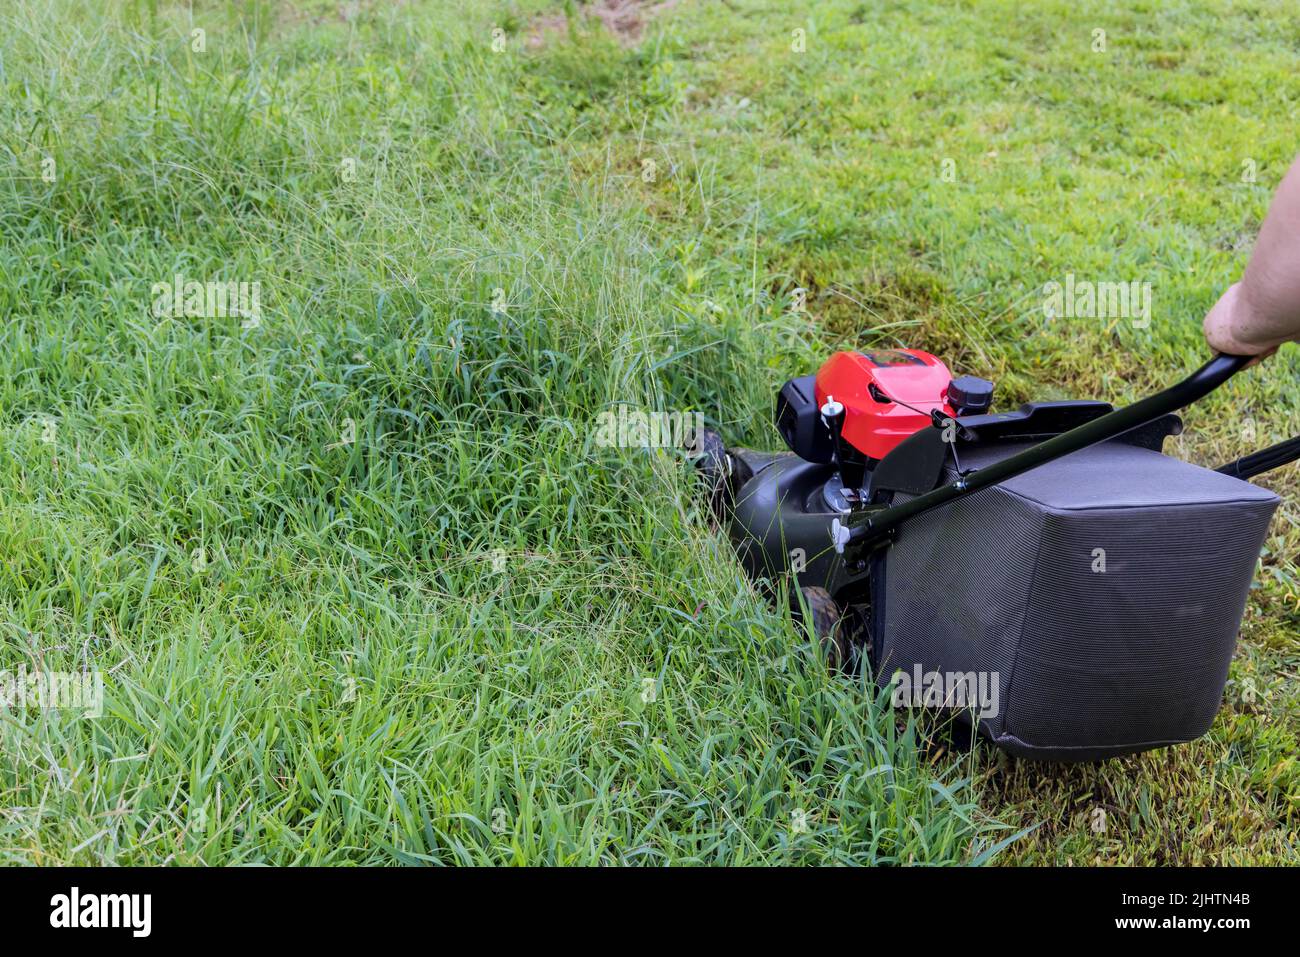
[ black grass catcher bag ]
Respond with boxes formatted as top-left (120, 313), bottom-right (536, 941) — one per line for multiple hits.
top-left (871, 438), bottom-right (1278, 760)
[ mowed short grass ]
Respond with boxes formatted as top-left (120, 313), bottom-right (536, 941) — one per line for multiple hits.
top-left (0, 0), bottom-right (1295, 865)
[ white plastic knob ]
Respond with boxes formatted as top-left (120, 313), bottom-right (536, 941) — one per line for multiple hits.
top-left (830, 518), bottom-right (851, 555)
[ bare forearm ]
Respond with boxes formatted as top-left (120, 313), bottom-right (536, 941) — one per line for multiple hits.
top-left (1204, 154), bottom-right (1300, 355)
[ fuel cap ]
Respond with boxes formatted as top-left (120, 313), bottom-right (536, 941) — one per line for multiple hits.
top-left (947, 375), bottom-right (994, 415)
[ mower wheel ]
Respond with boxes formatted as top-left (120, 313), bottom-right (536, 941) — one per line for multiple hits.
top-left (792, 586), bottom-right (853, 672)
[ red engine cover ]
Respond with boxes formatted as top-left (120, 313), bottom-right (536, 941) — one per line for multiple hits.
top-left (814, 349), bottom-right (955, 460)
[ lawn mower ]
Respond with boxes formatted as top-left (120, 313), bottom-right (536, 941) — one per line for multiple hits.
top-left (698, 347), bottom-right (1299, 761)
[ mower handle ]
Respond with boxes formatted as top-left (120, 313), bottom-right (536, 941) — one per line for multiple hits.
top-left (837, 352), bottom-right (1253, 554)
top-left (1217, 434), bottom-right (1300, 480)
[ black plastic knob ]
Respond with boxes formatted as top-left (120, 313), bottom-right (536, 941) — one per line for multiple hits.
top-left (947, 375), bottom-right (994, 415)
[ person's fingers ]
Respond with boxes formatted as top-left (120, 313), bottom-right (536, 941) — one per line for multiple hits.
top-left (1203, 282), bottom-right (1277, 356)
top-left (1240, 345), bottom-right (1279, 369)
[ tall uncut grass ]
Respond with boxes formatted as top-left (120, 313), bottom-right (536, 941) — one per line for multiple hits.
top-left (0, 0), bottom-right (1010, 864)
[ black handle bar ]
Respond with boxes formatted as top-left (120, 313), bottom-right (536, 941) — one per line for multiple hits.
top-left (1217, 434), bottom-right (1300, 480)
top-left (838, 353), bottom-right (1253, 555)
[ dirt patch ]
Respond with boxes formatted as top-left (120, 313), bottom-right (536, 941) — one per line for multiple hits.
top-left (274, 0), bottom-right (415, 32)
top-left (527, 0), bottom-right (682, 49)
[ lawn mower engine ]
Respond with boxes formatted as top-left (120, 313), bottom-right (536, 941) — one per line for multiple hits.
top-left (702, 347), bottom-right (1290, 762)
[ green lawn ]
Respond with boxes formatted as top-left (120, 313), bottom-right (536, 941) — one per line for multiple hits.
top-left (0, 0), bottom-right (1295, 865)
